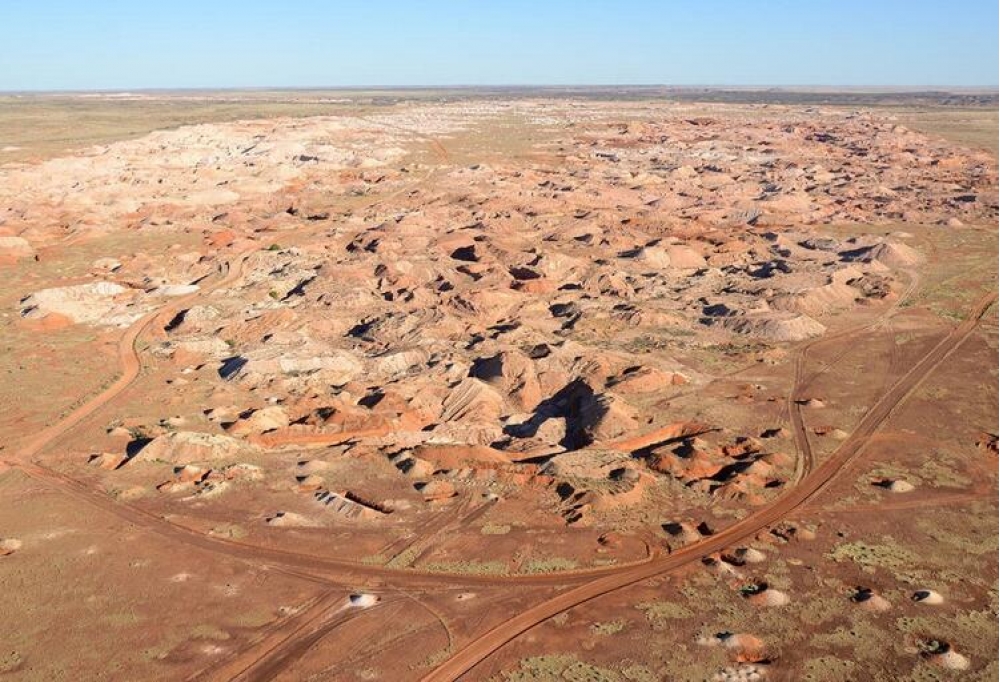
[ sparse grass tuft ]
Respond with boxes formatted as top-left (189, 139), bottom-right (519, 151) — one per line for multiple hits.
top-left (190, 624), bottom-right (230, 640)
top-left (635, 600), bottom-right (693, 628)
top-left (799, 655), bottom-right (858, 681)
top-left (521, 557), bottom-right (578, 574)
top-left (422, 559), bottom-right (509, 575)
top-left (590, 619), bottom-right (627, 636)
top-left (498, 655), bottom-right (622, 682)
top-left (0, 651), bottom-right (22, 674)
top-left (827, 537), bottom-right (920, 577)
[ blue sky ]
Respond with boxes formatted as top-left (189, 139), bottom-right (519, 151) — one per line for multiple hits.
top-left (1, 1), bottom-right (996, 90)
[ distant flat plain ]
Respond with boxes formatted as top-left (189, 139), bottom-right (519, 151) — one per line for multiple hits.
top-left (0, 87), bottom-right (996, 163)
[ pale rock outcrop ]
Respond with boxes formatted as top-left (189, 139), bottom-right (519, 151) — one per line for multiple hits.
top-left (20, 282), bottom-right (134, 325)
top-left (133, 431), bottom-right (249, 465)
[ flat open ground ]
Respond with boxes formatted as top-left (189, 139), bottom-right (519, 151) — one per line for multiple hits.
top-left (0, 89), bottom-right (996, 681)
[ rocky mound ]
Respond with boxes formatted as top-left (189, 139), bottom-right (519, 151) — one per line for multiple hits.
top-left (0, 538), bottom-right (22, 556)
top-left (920, 640), bottom-right (970, 670)
top-left (912, 589), bottom-right (944, 605)
top-left (133, 431), bottom-right (248, 465)
top-left (851, 587), bottom-right (891, 612)
top-left (720, 313), bottom-right (826, 342)
top-left (265, 511), bottom-right (321, 528)
top-left (769, 282), bottom-right (858, 316)
top-left (469, 349), bottom-right (543, 411)
top-left (412, 443), bottom-right (510, 469)
top-left (644, 434), bottom-right (788, 504)
top-left (224, 347), bottom-right (363, 388)
top-left (541, 449), bottom-right (633, 480)
top-left (225, 406), bottom-right (290, 436)
top-left (843, 241), bottom-right (922, 268)
top-left (433, 378), bottom-right (507, 445)
top-left (575, 392), bottom-right (638, 444)
top-left (873, 478), bottom-right (915, 493)
top-left (740, 581), bottom-right (789, 607)
top-left (20, 282), bottom-right (133, 325)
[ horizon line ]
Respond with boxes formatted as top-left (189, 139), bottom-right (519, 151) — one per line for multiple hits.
top-left (2, 83), bottom-right (998, 96)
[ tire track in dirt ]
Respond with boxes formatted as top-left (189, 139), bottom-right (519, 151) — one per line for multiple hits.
top-left (785, 268), bottom-right (920, 483)
top-left (228, 599), bottom-right (406, 682)
top-left (188, 589), bottom-right (346, 681)
top-left (807, 490), bottom-right (990, 516)
top-left (381, 494), bottom-right (478, 567)
top-left (12, 459), bottom-right (601, 588)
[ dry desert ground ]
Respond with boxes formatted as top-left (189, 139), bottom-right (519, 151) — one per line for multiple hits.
top-left (0, 89), bottom-right (997, 681)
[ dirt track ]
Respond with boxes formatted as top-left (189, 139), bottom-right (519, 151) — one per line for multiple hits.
top-left (786, 269), bottom-right (920, 484)
top-left (189, 589), bottom-right (347, 682)
top-left (223, 598), bottom-right (406, 682)
top-left (419, 291), bottom-right (995, 682)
